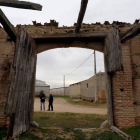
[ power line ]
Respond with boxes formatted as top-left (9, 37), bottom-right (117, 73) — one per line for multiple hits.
top-left (65, 52), bottom-right (94, 76)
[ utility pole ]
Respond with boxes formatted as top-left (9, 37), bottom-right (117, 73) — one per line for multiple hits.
top-left (64, 75), bottom-right (65, 96)
top-left (94, 50), bottom-right (98, 103)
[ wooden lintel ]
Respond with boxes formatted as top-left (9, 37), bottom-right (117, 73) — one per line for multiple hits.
top-left (0, 9), bottom-right (16, 43)
top-left (0, 0), bottom-right (42, 11)
top-left (121, 24), bottom-right (140, 43)
top-left (31, 32), bottom-right (108, 41)
top-left (110, 126), bottom-right (132, 140)
top-left (75, 0), bottom-right (89, 33)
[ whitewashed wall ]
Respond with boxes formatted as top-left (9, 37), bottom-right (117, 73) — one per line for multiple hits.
top-left (50, 87), bottom-right (69, 96)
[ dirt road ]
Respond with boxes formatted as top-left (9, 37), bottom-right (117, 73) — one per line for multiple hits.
top-left (34, 98), bottom-right (107, 115)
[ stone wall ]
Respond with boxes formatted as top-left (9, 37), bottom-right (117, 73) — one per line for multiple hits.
top-left (0, 29), bottom-right (15, 127)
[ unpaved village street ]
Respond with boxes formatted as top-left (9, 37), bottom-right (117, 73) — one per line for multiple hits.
top-left (34, 98), bottom-right (107, 115)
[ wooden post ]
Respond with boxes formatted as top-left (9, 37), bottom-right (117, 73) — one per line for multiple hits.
top-left (64, 75), bottom-right (65, 96)
top-left (75, 0), bottom-right (89, 33)
top-left (106, 73), bottom-right (114, 126)
top-left (94, 50), bottom-right (98, 103)
top-left (0, 8), bottom-right (16, 42)
top-left (0, 0), bottom-right (42, 11)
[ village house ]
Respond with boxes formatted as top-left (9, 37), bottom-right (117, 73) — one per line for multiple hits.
top-left (69, 72), bottom-right (106, 102)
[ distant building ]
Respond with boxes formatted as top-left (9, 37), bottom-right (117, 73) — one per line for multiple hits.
top-left (35, 79), bottom-right (50, 97)
top-left (50, 87), bottom-right (69, 96)
top-left (69, 72), bottom-right (106, 102)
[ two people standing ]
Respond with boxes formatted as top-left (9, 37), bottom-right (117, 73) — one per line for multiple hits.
top-left (40, 91), bottom-right (53, 111)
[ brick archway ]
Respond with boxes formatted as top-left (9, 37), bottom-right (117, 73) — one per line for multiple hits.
top-left (0, 22), bottom-right (140, 139)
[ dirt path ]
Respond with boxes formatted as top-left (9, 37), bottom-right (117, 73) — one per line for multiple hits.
top-left (34, 98), bottom-right (107, 115)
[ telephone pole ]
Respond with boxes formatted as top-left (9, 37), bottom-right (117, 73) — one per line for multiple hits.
top-left (94, 50), bottom-right (98, 103)
top-left (64, 75), bottom-right (65, 96)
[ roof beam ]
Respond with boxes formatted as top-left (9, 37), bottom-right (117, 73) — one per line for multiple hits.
top-left (0, 0), bottom-right (42, 11)
top-left (121, 24), bottom-right (140, 43)
top-left (75, 0), bottom-right (89, 33)
top-left (0, 9), bottom-right (16, 42)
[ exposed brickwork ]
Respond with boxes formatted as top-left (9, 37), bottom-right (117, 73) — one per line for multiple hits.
top-left (129, 36), bottom-right (140, 126)
top-left (112, 41), bottom-right (135, 129)
top-left (0, 29), bottom-right (15, 127)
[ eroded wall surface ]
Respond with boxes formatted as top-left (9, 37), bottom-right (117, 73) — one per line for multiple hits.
top-left (129, 36), bottom-right (140, 126)
top-left (0, 29), bottom-right (15, 127)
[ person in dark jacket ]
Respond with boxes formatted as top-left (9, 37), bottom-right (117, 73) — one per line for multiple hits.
top-left (40, 91), bottom-right (46, 110)
top-left (47, 94), bottom-right (53, 111)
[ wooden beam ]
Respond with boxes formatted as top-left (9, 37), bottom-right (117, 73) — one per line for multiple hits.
top-left (75, 0), bottom-right (88, 33)
top-left (110, 126), bottom-right (132, 140)
top-left (106, 72), bottom-right (114, 126)
top-left (121, 24), bottom-right (140, 43)
top-left (0, 9), bottom-right (16, 42)
top-left (0, 0), bottom-right (42, 11)
top-left (31, 32), bottom-right (108, 42)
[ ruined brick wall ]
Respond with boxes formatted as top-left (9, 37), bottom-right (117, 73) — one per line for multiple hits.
top-left (0, 20), bottom-right (138, 128)
top-left (129, 35), bottom-right (140, 126)
top-left (0, 29), bottom-right (15, 127)
top-left (112, 41), bottom-right (136, 129)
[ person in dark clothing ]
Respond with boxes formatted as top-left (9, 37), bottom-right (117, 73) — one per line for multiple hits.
top-left (40, 91), bottom-right (46, 110)
top-left (47, 94), bottom-right (53, 111)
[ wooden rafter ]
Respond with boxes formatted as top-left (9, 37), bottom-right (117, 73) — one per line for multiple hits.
top-left (0, 8), bottom-right (16, 42)
top-left (121, 24), bottom-right (140, 43)
top-left (75, 0), bottom-right (88, 33)
top-left (0, 0), bottom-right (42, 11)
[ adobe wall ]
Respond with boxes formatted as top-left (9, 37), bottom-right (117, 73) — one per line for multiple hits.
top-left (0, 29), bottom-right (15, 127)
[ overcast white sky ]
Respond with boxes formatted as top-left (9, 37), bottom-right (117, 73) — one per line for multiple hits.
top-left (1, 0), bottom-right (140, 88)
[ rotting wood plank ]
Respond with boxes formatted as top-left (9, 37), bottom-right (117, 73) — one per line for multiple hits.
top-left (106, 73), bottom-right (113, 126)
top-left (0, 8), bottom-right (16, 42)
top-left (0, 0), bottom-right (42, 11)
top-left (75, 0), bottom-right (89, 33)
top-left (104, 27), bottom-right (122, 73)
top-left (110, 126), bottom-right (132, 140)
top-left (121, 24), bottom-right (140, 43)
top-left (5, 26), bottom-right (36, 139)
